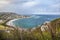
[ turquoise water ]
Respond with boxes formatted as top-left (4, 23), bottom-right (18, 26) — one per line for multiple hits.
top-left (13, 15), bottom-right (60, 29)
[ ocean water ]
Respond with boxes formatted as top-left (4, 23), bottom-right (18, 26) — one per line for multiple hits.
top-left (13, 15), bottom-right (60, 29)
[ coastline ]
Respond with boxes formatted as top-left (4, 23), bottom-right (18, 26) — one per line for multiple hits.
top-left (6, 16), bottom-right (32, 31)
top-left (6, 16), bottom-right (51, 31)
top-left (6, 19), bottom-right (19, 27)
top-left (6, 16), bottom-right (31, 27)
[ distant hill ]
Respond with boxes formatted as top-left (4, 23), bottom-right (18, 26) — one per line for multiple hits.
top-left (0, 12), bottom-right (25, 20)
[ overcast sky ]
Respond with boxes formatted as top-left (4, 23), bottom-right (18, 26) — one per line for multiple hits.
top-left (0, 0), bottom-right (60, 15)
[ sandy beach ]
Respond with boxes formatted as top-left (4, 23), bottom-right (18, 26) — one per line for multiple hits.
top-left (6, 17), bottom-right (31, 31)
top-left (6, 19), bottom-right (19, 27)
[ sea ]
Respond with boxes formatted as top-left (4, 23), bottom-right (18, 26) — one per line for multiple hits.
top-left (13, 15), bottom-right (60, 29)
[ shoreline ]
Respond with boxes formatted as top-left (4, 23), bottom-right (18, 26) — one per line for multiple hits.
top-left (6, 16), bottom-right (31, 27)
top-left (6, 16), bottom-right (51, 31)
top-left (6, 16), bottom-right (32, 31)
top-left (6, 19), bottom-right (19, 27)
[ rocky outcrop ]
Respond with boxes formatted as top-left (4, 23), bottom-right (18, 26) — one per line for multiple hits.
top-left (41, 21), bottom-right (50, 31)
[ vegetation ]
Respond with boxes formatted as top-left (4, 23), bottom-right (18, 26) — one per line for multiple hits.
top-left (0, 18), bottom-right (60, 40)
top-left (0, 12), bottom-right (60, 40)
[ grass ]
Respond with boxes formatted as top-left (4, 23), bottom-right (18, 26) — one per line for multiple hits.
top-left (0, 18), bottom-right (60, 40)
top-left (0, 25), bottom-right (6, 30)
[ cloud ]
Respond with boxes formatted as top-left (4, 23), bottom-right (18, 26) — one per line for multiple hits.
top-left (21, 1), bottom-right (39, 9)
top-left (0, 0), bottom-right (60, 15)
top-left (0, 0), bottom-right (11, 8)
top-left (33, 12), bottom-right (60, 15)
top-left (51, 3), bottom-right (60, 8)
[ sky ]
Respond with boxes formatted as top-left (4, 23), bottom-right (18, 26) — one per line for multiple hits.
top-left (0, 0), bottom-right (60, 15)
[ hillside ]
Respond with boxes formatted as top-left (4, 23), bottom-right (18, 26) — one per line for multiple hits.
top-left (51, 18), bottom-right (60, 36)
top-left (25, 18), bottom-right (60, 40)
top-left (0, 12), bottom-right (29, 25)
top-left (0, 12), bottom-right (24, 20)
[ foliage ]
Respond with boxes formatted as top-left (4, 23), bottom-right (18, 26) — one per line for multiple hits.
top-left (0, 18), bottom-right (60, 40)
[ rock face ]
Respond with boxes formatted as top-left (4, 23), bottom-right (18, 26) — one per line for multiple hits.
top-left (0, 20), bottom-right (3, 23)
top-left (41, 24), bottom-right (48, 31)
top-left (41, 21), bottom-right (50, 31)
